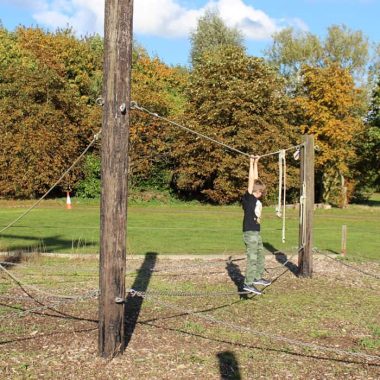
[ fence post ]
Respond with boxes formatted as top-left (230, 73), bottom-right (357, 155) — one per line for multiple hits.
top-left (341, 225), bottom-right (347, 257)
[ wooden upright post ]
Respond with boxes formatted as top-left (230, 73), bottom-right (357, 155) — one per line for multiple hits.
top-left (99, 0), bottom-right (133, 358)
top-left (341, 225), bottom-right (347, 257)
top-left (298, 135), bottom-right (314, 277)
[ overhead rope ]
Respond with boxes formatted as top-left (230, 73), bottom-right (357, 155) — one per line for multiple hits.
top-left (129, 101), bottom-right (303, 159)
top-left (300, 181), bottom-right (307, 250)
top-left (0, 131), bottom-right (101, 235)
top-left (275, 150), bottom-right (287, 243)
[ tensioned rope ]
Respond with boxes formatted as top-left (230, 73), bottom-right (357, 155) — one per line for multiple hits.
top-left (0, 131), bottom-right (101, 235)
top-left (313, 248), bottom-right (380, 281)
top-left (0, 263), bottom-right (93, 299)
top-left (129, 101), bottom-right (303, 159)
top-left (122, 289), bottom-right (380, 363)
top-left (0, 289), bottom-right (98, 321)
top-left (1, 100), bottom-right (301, 236)
top-left (275, 149), bottom-right (287, 243)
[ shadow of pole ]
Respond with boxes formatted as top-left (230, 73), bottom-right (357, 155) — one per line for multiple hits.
top-left (263, 243), bottom-right (299, 276)
top-left (217, 350), bottom-right (242, 380)
top-left (124, 252), bottom-right (157, 347)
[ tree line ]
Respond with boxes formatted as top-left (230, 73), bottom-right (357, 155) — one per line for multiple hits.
top-left (0, 11), bottom-right (379, 205)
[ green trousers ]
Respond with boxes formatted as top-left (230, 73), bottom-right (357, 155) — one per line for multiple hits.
top-left (243, 231), bottom-right (264, 284)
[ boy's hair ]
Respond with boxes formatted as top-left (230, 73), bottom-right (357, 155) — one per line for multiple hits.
top-left (253, 179), bottom-right (266, 194)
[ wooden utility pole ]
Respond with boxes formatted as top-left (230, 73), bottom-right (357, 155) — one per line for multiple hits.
top-left (99, 0), bottom-right (133, 358)
top-left (298, 135), bottom-right (314, 277)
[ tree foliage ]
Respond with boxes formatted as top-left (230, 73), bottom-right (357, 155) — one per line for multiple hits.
top-left (129, 49), bottom-right (188, 189)
top-left (189, 9), bottom-right (244, 67)
top-left (294, 64), bottom-right (365, 204)
top-left (0, 27), bottom-right (103, 198)
top-left (353, 73), bottom-right (380, 195)
top-left (172, 46), bottom-right (298, 204)
top-left (265, 25), bottom-right (369, 89)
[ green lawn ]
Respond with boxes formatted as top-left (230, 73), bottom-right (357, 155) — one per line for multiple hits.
top-left (0, 198), bottom-right (379, 260)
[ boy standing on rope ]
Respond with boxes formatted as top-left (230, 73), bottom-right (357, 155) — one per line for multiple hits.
top-left (242, 155), bottom-right (271, 295)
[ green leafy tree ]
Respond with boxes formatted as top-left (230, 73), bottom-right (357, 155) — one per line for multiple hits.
top-left (190, 9), bottom-right (244, 67)
top-left (353, 73), bottom-right (380, 197)
top-left (265, 25), bottom-right (369, 90)
top-left (172, 46), bottom-right (298, 204)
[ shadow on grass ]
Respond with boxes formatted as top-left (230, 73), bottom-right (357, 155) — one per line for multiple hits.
top-left (217, 351), bottom-right (241, 380)
top-left (263, 242), bottom-right (299, 276)
top-left (140, 321), bottom-right (380, 367)
top-left (225, 257), bottom-right (248, 300)
top-left (124, 252), bottom-right (157, 347)
top-left (0, 232), bottom-right (98, 253)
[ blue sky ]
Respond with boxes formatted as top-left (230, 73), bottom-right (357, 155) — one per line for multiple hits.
top-left (0, 0), bottom-right (379, 66)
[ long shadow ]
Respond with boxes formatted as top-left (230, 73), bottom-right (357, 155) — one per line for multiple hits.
top-left (140, 321), bottom-right (380, 367)
top-left (124, 252), bottom-right (157, 347)
top-left (263, 243), bottom-right (299, 276)
top-left (217, 351), bottom-right (241, 380)
top-left (225, 257), bottom-right (248, 300)
top-left (0, 232), bottom-right (98, 253)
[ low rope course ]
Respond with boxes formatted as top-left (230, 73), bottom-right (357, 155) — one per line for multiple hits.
top-left (0, 99), bottom-right (302, 239)
top-left (121, 289), bottom-right (380, 364)
top-left (2, 256), bottom-right (379, 363)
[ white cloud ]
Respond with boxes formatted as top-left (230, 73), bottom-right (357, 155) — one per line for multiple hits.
top-left (28, 0), bottom-right (307, 40)
top-left (32, 0), bottom-right (104, 35)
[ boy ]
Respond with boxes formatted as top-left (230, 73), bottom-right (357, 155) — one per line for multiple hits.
top-left (242, 155), bottom-right (271, 295)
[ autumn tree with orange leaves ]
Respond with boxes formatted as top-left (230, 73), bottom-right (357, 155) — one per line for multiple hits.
top-left (0, 27), bottom-right (103, 198)
top-left (295, 64), bottom-right (364, 204)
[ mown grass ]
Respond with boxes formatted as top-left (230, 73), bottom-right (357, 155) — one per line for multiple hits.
top-left (0, 197), bottom-right (379, 260)
top-left (0, 255), bottom-right (379, 379)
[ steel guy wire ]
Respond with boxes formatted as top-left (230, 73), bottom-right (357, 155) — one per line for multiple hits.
top-left (0, 130), bottom-right (101, 235)
top-left (314, 249), bottom-right (380, 280)
top-left (126, 290), bottom-right (380, 364)
top-left (0, 263), bottom-right (98, 300)
top-left (0, 289), bottom-right (99, 321)
top-left (130, 101), bottom-right (303, 159)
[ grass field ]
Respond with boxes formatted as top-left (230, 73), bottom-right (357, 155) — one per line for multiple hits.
top-left (0, 198), bottom-right (379, 260)
top-left (0, 254), bottom-right (379, 378)
top-left (0, 197), bottom-right (379, 378)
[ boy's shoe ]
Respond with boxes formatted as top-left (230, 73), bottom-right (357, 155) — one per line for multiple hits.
top-left (252, 278), bottom-right (272, 286)
top-left (243, 284), bottom-right (262, 295)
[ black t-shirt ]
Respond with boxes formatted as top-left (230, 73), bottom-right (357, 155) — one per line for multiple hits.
top-left (242, 191), bottom-right (262, 232)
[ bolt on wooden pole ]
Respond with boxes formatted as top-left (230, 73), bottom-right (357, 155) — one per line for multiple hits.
top-left (298, 135), bottom-right (314, 277)
top-left (99, 0), bottom-right (133, 358)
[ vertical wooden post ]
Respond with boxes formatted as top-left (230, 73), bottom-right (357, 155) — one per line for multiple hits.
top-left (298, 135), bottom-right (314, 277)
top-left (99, 0), bottom-right (133, 358)
top-left (341, 225), bottom-right (347, 257)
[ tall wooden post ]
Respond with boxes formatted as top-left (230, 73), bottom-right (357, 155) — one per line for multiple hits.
top-left (99, 0), bottom-right (133, 358)
top-left (298, 135), bottom-right (314, 277)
